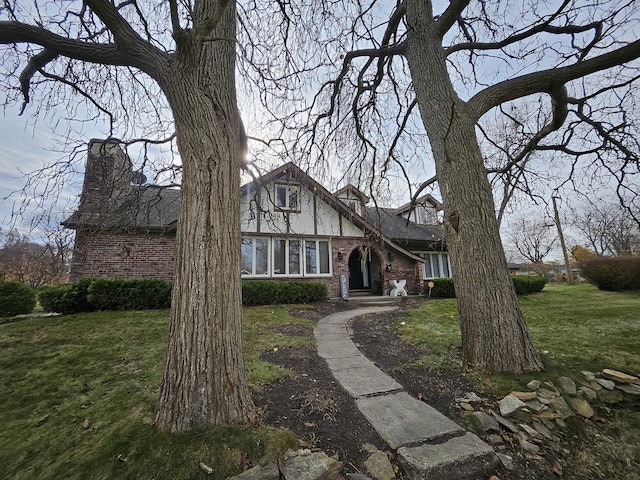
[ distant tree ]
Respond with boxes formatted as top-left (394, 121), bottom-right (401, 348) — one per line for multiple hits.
top-left (571, 245), bottom-right (597, 263)
top-left (508, 217), bottom-right (557, 264)
top-left (572, 202), bottom-right (640, 256)
top-left (0, 227), bottom-right (70, 287)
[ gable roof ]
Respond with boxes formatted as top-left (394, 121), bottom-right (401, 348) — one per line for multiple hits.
top-left (334, 184), bottom-right (370, 204)
top-left (241, 162), bottom-right (426, 261)
top-left (394, 194), bottom-right (443, 215)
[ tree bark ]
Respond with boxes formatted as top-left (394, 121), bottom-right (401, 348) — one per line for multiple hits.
top-left (154, 3), bottom-right (255, 432)
top-left (405, 0), bottom-right (543, 373)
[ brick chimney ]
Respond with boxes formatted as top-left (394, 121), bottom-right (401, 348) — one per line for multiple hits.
top-left (77, 139), bottom-right (133, 223)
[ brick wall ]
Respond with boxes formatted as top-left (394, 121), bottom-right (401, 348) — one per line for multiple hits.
top-left (69, 229), bottom-right (175, 282)
top-left (69, 230), bottom-right (424, 298)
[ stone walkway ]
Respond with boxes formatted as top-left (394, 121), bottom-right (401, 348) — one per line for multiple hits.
top-left (314, 307), bottom-right (498, 479)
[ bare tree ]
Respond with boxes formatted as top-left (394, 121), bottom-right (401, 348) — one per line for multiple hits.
top-left (508, 217), bottom-right (557, 264)
top-left (572, 201), bottom-right (640, 256)
top-left (1, 1), bottom-right (253, 432)
top-left (244, 1), bottom-right (640, 372)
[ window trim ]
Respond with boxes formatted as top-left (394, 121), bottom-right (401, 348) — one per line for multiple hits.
top-left (274, 183), bottom-right (301, 212)
top-left (416, 251), bottom-right (452, 279)
top-left (241, 237), bottom-right (271, 278)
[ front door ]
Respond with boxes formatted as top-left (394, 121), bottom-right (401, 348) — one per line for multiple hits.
top-left (348, 247), bottom-right (371, 290)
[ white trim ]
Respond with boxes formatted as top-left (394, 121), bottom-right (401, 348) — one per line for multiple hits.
top-left (415, 251), bottom-right (452, 279)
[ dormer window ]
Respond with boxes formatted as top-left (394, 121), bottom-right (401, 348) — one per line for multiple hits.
top-left (275, 184), bottom-right (299, 211)
top-left (418, 205), bottom-right (437, 225)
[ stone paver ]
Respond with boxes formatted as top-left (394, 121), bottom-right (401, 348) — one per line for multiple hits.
top-left (314, 306), bottom-right (498, 479)
top-left (356, 392), bottom-right (465, 449)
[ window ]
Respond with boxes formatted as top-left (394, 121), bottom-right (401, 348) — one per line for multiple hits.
top-left (242, 237), bottom-right (330, 277)
top-left (418, 251), bottom-right (452, 279)
top-left (241, 237), bottom-right (269, 276)
top-left (418, 205), bottom-right (437, 225)
top-left (275, 184), bottom-right (299, 210)
top-left (305, 239), bottom-right (331, 275)
top-left (273, 239), bottom-right (301, 275)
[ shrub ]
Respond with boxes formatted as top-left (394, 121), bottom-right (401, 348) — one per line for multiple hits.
top-left (424, 275), bottom-right (546, 298)
top-left (0, 281), bottom-right (36, 317)
top-left (580, 256), bottom-right (640, 291)
top-left (88, 278), bottom-right (172, 310)
top-left (425, 278), bottom-right (456, 298)
top-left (512, 275), bottom-right (547, 295)
top-left (242, 280), bottom-right (328, 306)
top-left (38, 279), bottom-right (95, 314)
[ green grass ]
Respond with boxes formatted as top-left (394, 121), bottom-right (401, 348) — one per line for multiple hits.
top-left (400, 283), bottom-right (640, 392)
top-left (0, 307), bottom-right (312, 480)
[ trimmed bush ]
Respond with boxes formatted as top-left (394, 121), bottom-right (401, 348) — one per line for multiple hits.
top-left (424, 275), bottom-right (546, 298)
top-left (580, 256), bottom-right (640, 291)
top-left (0, 281), bottom-right (36, 317)
top-left (38, 279), bottom-right (95, 314)
top-left (512, 275), bottom-right (547, 295)
top-left (242, 280), bottom-right (328, 306)
top-left (425, 278), bottom-right (456, 298)
top-left (88, 278), bottom-right (172, 310)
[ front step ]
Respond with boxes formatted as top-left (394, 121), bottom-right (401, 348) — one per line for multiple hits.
top-left (347, 295), bottom-right (396, 306)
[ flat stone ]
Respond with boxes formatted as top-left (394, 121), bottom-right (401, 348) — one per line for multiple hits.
top-left (459, 402), bottom-right (475, 411)
top-left (325, 355), bottom-right (373, 370)
top-left (581, 371), bottom-right (596, 382)
top-left (532, 420), bottom-right (554, 440)
top-left (469, 411), bottom-right (499, 433)
top-left (579, 386), bottom-right (598, 401)
top-left (356, 392), bottom-right (465, 449)
top-left (597, 388), bottom-right (624, 404)
top-left (316, 339), bottom-right (363, 359)
top-left (595, 378), bottom-right (616, 390)
top-left (616, 383), bottom-right (640, 396)
top-left (557, 377), bottom-right (577, 396)
top-left (519, 423), bottom-right (542, 439)
top-left (524, 399), bottom-right (548, 413)
top-left (527, 380), bottom-right (541, 391)
top-left (490, 410), bottom-right (519, 433)
top-left (363, 450), bottom-right (395, 480)
top-left (332, 365), bottom-right (402, 397)
top-left (510, 391), bottom-right (537, 401)
top-left (602, 369), bottom-right (640, 384)
top-left (567, 397), bottom-right (594, 418)
top-left (498, 395), bottom-right (527, 417)
top-left (485, 434), bottom-right (504, 446)
top-left (229, 460), bottom-right (280, 480)
top-left (280, 450), bottom-right (343, 480)
top-left (537, 388), bottom-right (558, 400)
top-left (456, 392), bottom-right (482, 403)
top-left (519, 439), bottom-right (540, 455)
top-left (397, 432), bottom-right (498, 480)
top-left (551, 396), bottom-right (575, 419)
top-left (496, 453), bottom-right (514, 470)
top-left (589, 381), bottom-right (603, 391)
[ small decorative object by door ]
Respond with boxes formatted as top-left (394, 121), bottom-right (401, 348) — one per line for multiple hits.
top-left (389, 279), bottom-right (407, 297)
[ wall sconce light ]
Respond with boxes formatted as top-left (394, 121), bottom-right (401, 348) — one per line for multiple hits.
top-left (337, 251), bottom-right (344, 261)
top-left (387, 252), bottom-right (394, 262)
top-left (385, 264), bottom-right (392, 272)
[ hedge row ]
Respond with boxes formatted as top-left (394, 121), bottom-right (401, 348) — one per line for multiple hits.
top-left (242, 280), bottom-right (328, 306)
top-left (580, 256), bottom-right (640, 291)
top-left (38, 278), bottom-right (171, 314)
top-left (37, 278), bottom-right (329, 313)
top-left (0, 281), bottom-right (36, 317)
top-left (424, 275), bottom-right (546, 298)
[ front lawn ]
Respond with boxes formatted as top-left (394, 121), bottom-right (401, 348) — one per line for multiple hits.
top-left (400, 283), bottom-right (640, 383)
top-left (0, 307), bottom-right (312, 480)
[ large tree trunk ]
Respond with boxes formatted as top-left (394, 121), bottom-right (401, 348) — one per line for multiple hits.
top-left (405, 1), bottom-right (543, 373)
top-left (154, 3), bottom-right (255, 432)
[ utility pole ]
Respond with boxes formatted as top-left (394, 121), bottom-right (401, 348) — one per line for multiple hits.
top-left (552, 196), bottom-right (574, 284)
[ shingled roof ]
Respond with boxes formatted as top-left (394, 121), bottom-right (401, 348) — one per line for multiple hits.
top-left (364, 206), bottom-right (445, 249)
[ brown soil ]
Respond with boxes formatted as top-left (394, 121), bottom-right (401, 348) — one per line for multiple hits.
top-left (252, 300), bottom-right (639, 480)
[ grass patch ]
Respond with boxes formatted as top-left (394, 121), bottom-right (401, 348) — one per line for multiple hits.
top-left (0, 307), bottom-right (311, 479)
top-left (400, 283), bottom-right (640, 393)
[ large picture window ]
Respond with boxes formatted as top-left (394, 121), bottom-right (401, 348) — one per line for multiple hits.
top-left (242, 237), bottom-right (330, 277)
top-left (419, 252), bottom-right (452, 279)
top-left (241, 237), bottom-right (269, 276)
top-left (273, 239), bottom-right (301, 275)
